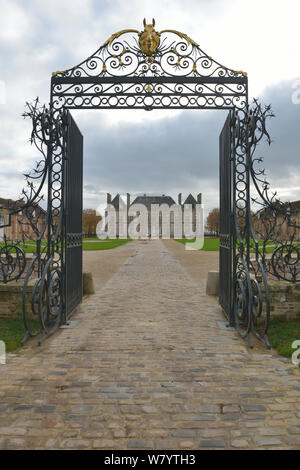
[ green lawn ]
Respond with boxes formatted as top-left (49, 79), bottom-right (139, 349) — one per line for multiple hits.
top-left (3, 238), bottom-right (297, 254)
top-left (268, 317), bottom-right (300, 362)
top-left (0, 238), bottom-right (132, 253)
top-left (175, 238), bottom-right (298, 253)
top-left (175, 238), bottom-right (220, 251)
top-left (0, 242), bottom-right (37, 254)
top-left (82, 239), bottom-right (131, 251)
top-left (0, 318), bottom-right (39, 353)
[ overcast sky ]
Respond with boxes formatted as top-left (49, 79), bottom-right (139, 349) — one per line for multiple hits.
top-left (0, 0), bottom-right (299, 218)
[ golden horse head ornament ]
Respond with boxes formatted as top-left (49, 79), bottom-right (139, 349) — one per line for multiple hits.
top-left (139, 18), bottom-right (160, 56)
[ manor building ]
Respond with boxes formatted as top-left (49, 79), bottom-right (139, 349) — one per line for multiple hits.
top-left (0, 197), bottom-right (47, 241)
top-left (106, 192), bottom-right (202, 238)
top-left (253, 200), bottom-right (300, 241)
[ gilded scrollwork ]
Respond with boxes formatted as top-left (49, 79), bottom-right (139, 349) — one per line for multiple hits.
top-left (51, 19), bottom-right (247, 111)
top-left (52, 20), bottom-right (246, 79)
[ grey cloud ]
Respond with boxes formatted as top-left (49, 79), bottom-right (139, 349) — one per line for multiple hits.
top-left (255, 82), bottom-right (300, 182)
top-left (79, 110), bottom-right (227, 208)
top-left (78, 80), bottom-right (300, 214)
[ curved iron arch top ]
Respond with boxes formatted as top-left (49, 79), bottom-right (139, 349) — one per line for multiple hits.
top-left (51, 19), bottom-right (248, 110)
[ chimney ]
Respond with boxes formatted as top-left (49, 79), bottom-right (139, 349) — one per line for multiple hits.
top-left (178, 193), bottom-right (182, 205)
top-left (197, 193), bottom-right (202, 204)
top-left (127, 193), bottom-right (130, 208)
top-left (107, 193), bottom-right (112, 204)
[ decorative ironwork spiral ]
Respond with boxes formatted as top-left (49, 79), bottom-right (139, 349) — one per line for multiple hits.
top-left (0, 240), bottom-right (26, 283)
top-left (271, 242), bottom-right (300, 282)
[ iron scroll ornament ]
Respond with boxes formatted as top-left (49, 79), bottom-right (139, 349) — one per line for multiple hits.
top-left (248, 103), bottom-right (300, 284)
top-left (51, 19), bottom-right (248, 111)
top-left (238, 101), bottom-right (300, 285)
top-left (0, 98), bottom-right (55, 284)
top-left (230, 101), bottom-right (300, 348)
top-left (0, 99), bottom-right (66, 344)
top-left (20, 101), bottom-right (67, 346)
top-left (0, 236), bottom-right (26, 283)
top-left (230, 102), bottom-right (273, 348)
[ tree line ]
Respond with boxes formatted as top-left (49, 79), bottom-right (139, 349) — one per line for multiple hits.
top-left (83, 209), bottom-right (102, 237)
top-left (205, 208), bottom-right (220, 236)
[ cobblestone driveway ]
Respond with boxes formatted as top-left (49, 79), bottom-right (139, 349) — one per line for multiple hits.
top-left (0, 240), bottom-right (300, 449)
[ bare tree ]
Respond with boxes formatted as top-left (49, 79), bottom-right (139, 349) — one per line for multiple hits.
top-left (205, 208), bottom-right (220, 236)
top-left (83, 209), bottom-right (102, 237)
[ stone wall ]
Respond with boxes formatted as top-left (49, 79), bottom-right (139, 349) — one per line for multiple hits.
top-left (207, 271), bottom-right (300, 321)
top-left (0, 280), bottom-right (36, 319)
top-left (0, 273), bottom-right (94, 320)
top-left (261, 280), bottom-right (300, 320)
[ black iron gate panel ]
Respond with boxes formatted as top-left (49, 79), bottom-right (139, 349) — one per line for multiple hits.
top-left (64, 112), bottom-right (83, 319)
top-left (219, 112), bottom-right (233, 323)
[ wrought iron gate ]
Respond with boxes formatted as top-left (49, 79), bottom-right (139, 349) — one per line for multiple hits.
top-left (64, 112), bottom-right (83, 319)
top-left (219, 113), bottom-right (233, 323)
top-left (2, 20), bottom-right (299, 348)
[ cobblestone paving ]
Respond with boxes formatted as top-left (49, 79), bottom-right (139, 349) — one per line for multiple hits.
top-left (0, 240), bottom-right (300, 450)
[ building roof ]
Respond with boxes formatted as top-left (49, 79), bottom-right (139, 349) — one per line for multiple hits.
top-left (289, 200), bottom-right (300, 210)
top-left (254, 199), bottom-right (300, 218)
top-left (131, 195), bottom-right (176, 208)
top-left (184, 194), bottom-right (197, 205)
top-left (111, 194), bottom-right (120, 209)
top-left (111, 194), bottom-right (126, 209)
top-left (0, 197), bottom-right (23, 211)
top-left (0, 197), bottom-right (46, 218)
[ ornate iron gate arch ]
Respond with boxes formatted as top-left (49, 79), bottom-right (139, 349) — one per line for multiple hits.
top-left (50, 20), bottom-right (248, 111)
top-left (3, 19), bottom-right (294, 348)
